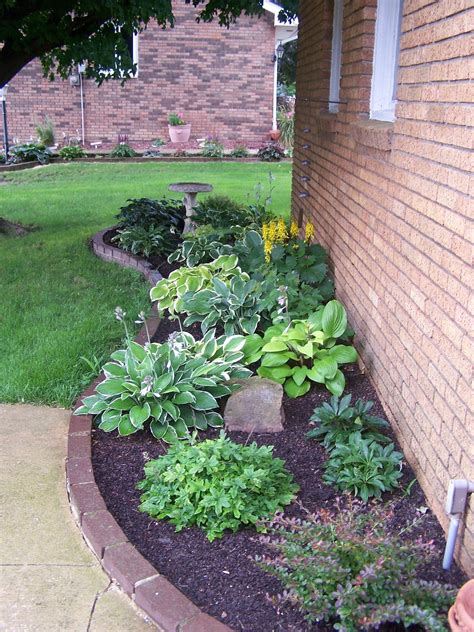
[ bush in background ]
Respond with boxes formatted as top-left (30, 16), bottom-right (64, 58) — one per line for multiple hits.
top-left (258, 142), bottom-right (286, 162)
top-left (59, 145), bottom-right (85, 161)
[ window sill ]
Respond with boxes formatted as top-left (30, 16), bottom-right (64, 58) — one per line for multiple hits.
top-left (351, 120), bottom-right (394, 152)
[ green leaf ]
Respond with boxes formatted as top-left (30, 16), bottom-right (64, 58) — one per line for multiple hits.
top-left (102, 363), bottom-right (126, 377)
top-left (325, 369), bottom-right (346, 397)
top-left (153, 373), bottom-right (174, 393)
top-left (312, 356), bottom-right (338, 380)
top-left (261, 340), bottom-right (289, 353)
top-left (173, 391), bottom-right (196, 405)
top-left (222, 336), bottom-right (246, 353)
top-left (292, 366), bottom-right (308, 386)
top-left (118, 416), bottom-right (138, 436)
top-left (109, 396), bottom-right (136, 411)
top-left (149, 401), bottom-right (163, 419)
top-left (170, 419), bottom-right (189, 438)
top-left (162, 401), bottom-right (179, 420)
top-left (99, 411), bottom-right (122, 432)
top-left (193, 391), bottom-right (218, 411)
top-left (162, 426), bottom-right (178, 443)
top-left (261, 352), bottom-right (291, 368)
top-left (327, 344), bottom-right (358, 364)
top-left (130, 403), bottom-right (151, 428)
top-left (128, 341), bottom-right (147, 361)
top-left (150, 419), bottom-right (168, 439)
top-left (322, 300), bottom-right (347, 339)
top-left (96, 379), bottom-right (126, 396)
top-left (284, 378), bottom-right (311, 398)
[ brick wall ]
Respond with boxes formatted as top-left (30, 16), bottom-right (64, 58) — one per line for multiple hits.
top-left (2, 2), bottom-right (275, 145)
top-left (293, 0), bottom-right (473, 574)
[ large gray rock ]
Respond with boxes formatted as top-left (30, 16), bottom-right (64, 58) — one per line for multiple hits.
top-left (224, 377), bottom-right (284, 433)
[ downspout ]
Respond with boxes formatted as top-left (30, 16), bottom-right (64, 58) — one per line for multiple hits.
top-left (272, 50), bottom-right (278, 130)
top-left (442, 479), bottom-right (474, 570)
top-left (78, 65), bottom-right (86, 146)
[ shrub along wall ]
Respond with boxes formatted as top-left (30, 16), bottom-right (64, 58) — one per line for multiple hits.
top-left (292, 0), bottom-right (473, 574)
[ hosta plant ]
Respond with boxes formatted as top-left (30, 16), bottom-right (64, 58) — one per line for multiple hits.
top-left (116, 197), bottom-right (184, 232)
top-left (138, 432), bottom-right (299, 541)
top-left (109, 143), bottom-right (137, 158)
top-left (150, 254), bottom-right (244, 319)
top-left (307, 394), bottom-right (390, 449)
top-left (168, 231), bottom-right (233, 267)
top-left (323, 432), bottom-right (403, 500)
top-left (74, 330), bottom-right (251, 443)
top-left (180, 275), bottom-right (266, 335)
top-left (9, 143), bottom-right (51, 164)
top-left (59, 145), bottom-right (85, 160)
top-left (257, 500), bottom-right (456, 631)
top-left (243, 300), bottom-right (357, 398)
top-left (112, 224), bottom-right (179, 257)
top-left (192, 195), bottom-right (250, 229)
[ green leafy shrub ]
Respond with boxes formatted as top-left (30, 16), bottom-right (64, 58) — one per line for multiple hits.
top-left (112, 224), bottom-right (179, 258)
top-left (192, 195), bottom-right (249, 229)
top-left (181, 275), bottom-right (266, 335)
top-left (109, 143), bottom-right (137, 158)
top-left (230, 145), bottom-right (249, 157)
top-left (257, 501), bottom-right (456, 631)
top-left (59, 145), bottom-right (85, 160)
top-left (307, 394), bottom-right (390, 448)
top-left (9, 143), bottom-right (51, 164)
top-left (138, 432), bottom-right (299, 541)
top-left (202, 139), bottom-right (224, 158)
top-left (35, 116), bottom-right (55, 146)
top-left (244, 301), bottom-right (357, 398)
top-left (257, 142), bottom-right (286, 162)
top-left (74, 329), bottom-right (251, 442)
top-left (323, 432), bottom-right (403, 500)
top-left (150, 254), bottom-right (244, 318)
top-left (116, 197), bottom-right (184, 232)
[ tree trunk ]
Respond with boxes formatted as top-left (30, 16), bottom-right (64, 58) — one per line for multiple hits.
top-left (0, 217), bottom-right (30, 236)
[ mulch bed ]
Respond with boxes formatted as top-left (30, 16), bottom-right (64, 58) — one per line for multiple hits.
top-left (91, 305), bottom-right (465, 631)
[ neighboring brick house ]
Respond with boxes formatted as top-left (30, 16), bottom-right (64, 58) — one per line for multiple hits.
top-left (3, 1), bottom-right (296, 145)
top-left (293, 0), bottom-right (473, 573)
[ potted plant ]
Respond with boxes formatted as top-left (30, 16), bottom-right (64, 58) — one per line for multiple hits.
top-left (168, 113), bottom-right (191, 143)
top-left (269, 128), bottom-right (281, 141)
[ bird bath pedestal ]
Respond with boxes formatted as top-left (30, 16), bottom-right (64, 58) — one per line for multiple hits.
top-left (168, 182), bottom-right (213, 233)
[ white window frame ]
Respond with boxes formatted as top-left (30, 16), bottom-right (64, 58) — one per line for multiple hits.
top-left (329, 0), bottom-right (344, 113)
top-left (370, 0), bottom-right (403, 121)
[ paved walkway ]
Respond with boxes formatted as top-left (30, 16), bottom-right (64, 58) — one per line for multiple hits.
top-left (0, 404), bottom-right (155, 631)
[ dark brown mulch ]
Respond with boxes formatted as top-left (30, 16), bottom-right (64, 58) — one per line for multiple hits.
top-left (91, 313), bottom-right (465, 632)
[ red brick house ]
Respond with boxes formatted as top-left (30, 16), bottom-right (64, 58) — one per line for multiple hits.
top-left (293, 0), bottom-right (473, 573)
top-left (3, 1), bottom-right (297, 146)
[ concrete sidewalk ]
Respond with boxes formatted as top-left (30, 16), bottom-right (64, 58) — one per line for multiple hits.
top-left (0, 404), bottom-right (154, 631)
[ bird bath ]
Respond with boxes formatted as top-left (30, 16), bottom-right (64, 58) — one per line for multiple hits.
top-left (168, 182), bottom-right (213, 233)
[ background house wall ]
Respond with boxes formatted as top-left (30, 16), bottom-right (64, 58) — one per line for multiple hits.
top-left (293, 0), bottom-right (473, 574)
top-left (3, 2), bottom-right (275, 145)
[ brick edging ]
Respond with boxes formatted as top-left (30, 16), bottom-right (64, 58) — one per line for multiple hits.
top-left (67, 228), bottom-right (232, 632)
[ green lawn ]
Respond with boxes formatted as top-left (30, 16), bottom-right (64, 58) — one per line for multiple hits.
top-left (0, 161), bottom-right (292, 407)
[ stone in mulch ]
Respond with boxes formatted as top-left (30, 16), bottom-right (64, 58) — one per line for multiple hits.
top-left (224, 377), bottom-right (284, 433)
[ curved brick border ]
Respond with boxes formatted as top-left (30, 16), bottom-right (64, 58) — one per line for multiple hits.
top-left (67, 229), bottom-right (231, 631)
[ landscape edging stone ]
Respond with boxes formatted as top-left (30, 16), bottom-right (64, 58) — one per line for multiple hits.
top-left (67, 227), bottom-right (232, 631)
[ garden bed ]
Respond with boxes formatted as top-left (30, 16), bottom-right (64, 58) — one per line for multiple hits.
top-left (90, 263), bottom-right (465, 632)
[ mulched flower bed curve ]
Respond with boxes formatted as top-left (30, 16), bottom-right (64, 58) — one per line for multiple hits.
top-left (92, 310), bottom-right (465, 632)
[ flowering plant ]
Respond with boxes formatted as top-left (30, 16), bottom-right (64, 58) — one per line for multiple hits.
top-left (168, 112), bottom-right (186, 126)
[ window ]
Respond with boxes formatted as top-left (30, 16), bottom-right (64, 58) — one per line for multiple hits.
top-left (102, 29), bottom-right (139, 78)
top-left (370, 0), bottom-right (403, 121)
top-left (329, 0), bottom-right (344, 113)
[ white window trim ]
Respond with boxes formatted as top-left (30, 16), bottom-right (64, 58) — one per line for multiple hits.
top-left (370, 0), bottom-right (403, 122)
top-left (329, 0), bottom-right (344, 113)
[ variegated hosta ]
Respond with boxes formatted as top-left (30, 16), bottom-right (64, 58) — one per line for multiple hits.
top-left (242, 300), bottom-right (358, 398)
top-left (74, 330), bottom-right (251, 442)
top-left (149, 254), bottom-right (246, 319)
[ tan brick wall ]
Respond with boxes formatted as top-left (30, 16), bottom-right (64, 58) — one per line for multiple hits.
top-left (293, 0), bottom-right (474, 574)
top-left (2, 2), bottom-right (275, 145)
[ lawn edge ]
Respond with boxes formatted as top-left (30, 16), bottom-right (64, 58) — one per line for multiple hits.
top-left (67, 228), bottom-right (232, 632)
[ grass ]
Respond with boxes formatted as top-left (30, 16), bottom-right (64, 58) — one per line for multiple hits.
top-left (0, 161), bottom-right (292, 407)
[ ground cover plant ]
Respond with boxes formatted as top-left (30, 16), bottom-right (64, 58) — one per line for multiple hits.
top-left (0, 161), bottom-right (291, 405)
top-left (9, 143), bottom-right (52, 164)
top-left (109, 143), bottom-right (138, 158)
top-left (257, 500), bottom-right (456, 631)
top-left (59, 145), bottom-right (86, 160)
top-left (138, 432), bottom-right (299, 541)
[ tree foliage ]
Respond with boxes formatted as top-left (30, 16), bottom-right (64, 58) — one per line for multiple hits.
top-left (0, 0), bottom-right (298, 87)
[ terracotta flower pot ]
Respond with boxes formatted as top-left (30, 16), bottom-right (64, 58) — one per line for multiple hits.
top-left (168, 124), bottom-right (191, 143)
top-left (269, 129), bottom-right (281, 141)
top-left (449, 579), bottom-right (474, 632)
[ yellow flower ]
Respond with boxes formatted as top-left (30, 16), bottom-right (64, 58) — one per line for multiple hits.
top-left (304, 222), bottom-right (315, 243)
top-left (290, 220), bottom-right (299, 238)
top-left (276, 218), bottom-right (288, 243)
